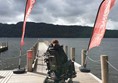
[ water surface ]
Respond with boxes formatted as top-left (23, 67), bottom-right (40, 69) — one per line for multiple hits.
top-left (0, 38), bottom-right (118, 83)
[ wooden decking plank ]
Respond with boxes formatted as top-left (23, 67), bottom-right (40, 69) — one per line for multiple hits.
top-left (7, 72), bottom-right (46, 83)
top-left (0, 71), bottom-right (13, 83)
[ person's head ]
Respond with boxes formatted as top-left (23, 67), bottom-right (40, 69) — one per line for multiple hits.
top-left (51, 39), bottom-right (59, 46)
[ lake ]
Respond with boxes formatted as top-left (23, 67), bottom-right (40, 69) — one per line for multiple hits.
top-left (0, 38), bottom-right (118, 83)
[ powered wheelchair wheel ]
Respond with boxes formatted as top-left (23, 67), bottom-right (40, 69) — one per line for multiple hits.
top-left (44, 77), bottom-right (54, 83)
top-left (44, 77), bottom-right (66, 83)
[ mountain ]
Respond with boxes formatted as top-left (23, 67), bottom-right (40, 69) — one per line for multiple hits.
top-left (0, 22), bottom-right (118, 38)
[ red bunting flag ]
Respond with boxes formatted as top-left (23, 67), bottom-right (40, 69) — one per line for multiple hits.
top-left (88, 0), bottom-right (116, 50)
top-left (20, 0), bottom-right (36, 46)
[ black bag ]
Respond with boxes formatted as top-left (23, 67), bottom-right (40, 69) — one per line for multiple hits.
top-left (45, 45), bottom-right (68, 71)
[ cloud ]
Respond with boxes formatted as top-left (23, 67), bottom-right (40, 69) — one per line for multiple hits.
top-left (0, 0), bottom-right (118, 30)
top-left (107, 19), bottom-right (118, 30)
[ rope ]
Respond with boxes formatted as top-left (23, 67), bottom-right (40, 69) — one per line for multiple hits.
top-left (107, 61), bottom-right (118, 72)
top-left (0, 53), bottom-right (26, 62)
top-left (0, 53), bottom-right (27, 69)
top-left (87, 56), bottom-right (100, 64)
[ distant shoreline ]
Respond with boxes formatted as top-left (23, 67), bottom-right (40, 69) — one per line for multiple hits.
top-left (0, 22), bottom-right (118, 38)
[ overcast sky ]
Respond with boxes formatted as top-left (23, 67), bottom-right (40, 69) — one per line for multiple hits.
top-left (0, 0), bottom-right (118, 30)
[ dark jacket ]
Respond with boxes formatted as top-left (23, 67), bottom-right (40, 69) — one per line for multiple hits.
top-left (47, 44), bottom-right (68, 65)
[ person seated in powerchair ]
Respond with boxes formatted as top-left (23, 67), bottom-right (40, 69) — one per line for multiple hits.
top-left (44, 39), bottom-right (76, 83)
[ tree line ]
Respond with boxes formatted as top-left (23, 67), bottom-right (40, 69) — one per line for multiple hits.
top-left (0, 22), bottom-right (118, 38)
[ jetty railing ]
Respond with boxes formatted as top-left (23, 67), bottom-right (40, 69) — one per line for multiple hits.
top-left (81, 49), bottom-right (108, 83)
top-left (64, 46), bottom-right (110, 83)
top-left (0, 42), bottom-right (8, 53)
top-left (81, 48), bottom-right (118, 83)
top-left (27, 42), bottom-right (39, 72)
top-left (0, 42), bottom-right (8, 47)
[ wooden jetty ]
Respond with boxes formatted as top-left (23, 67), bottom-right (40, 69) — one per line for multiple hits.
top-left (0, 42), bottom-right (8, 53)
top-left (0, 41), bottom-right (101, 83)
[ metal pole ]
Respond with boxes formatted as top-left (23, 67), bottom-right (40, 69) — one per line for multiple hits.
top-left (13, 48), bottom-right (26, 74)
top-left (18, 49), bottom-right (22, 69)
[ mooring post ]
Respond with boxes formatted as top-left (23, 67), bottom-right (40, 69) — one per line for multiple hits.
top-left (81, 49), bottom-right (86, 66)
top-left (27, 50), bottom-right (33, 72)
top-left (70, 47), bottom-right (75, 61)
top-left (64, 46), bottom-right (68, 55)
top-left (79, 49), bottom-right (90, 72)
top-left (101, 55), bottom-right (108, 83)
